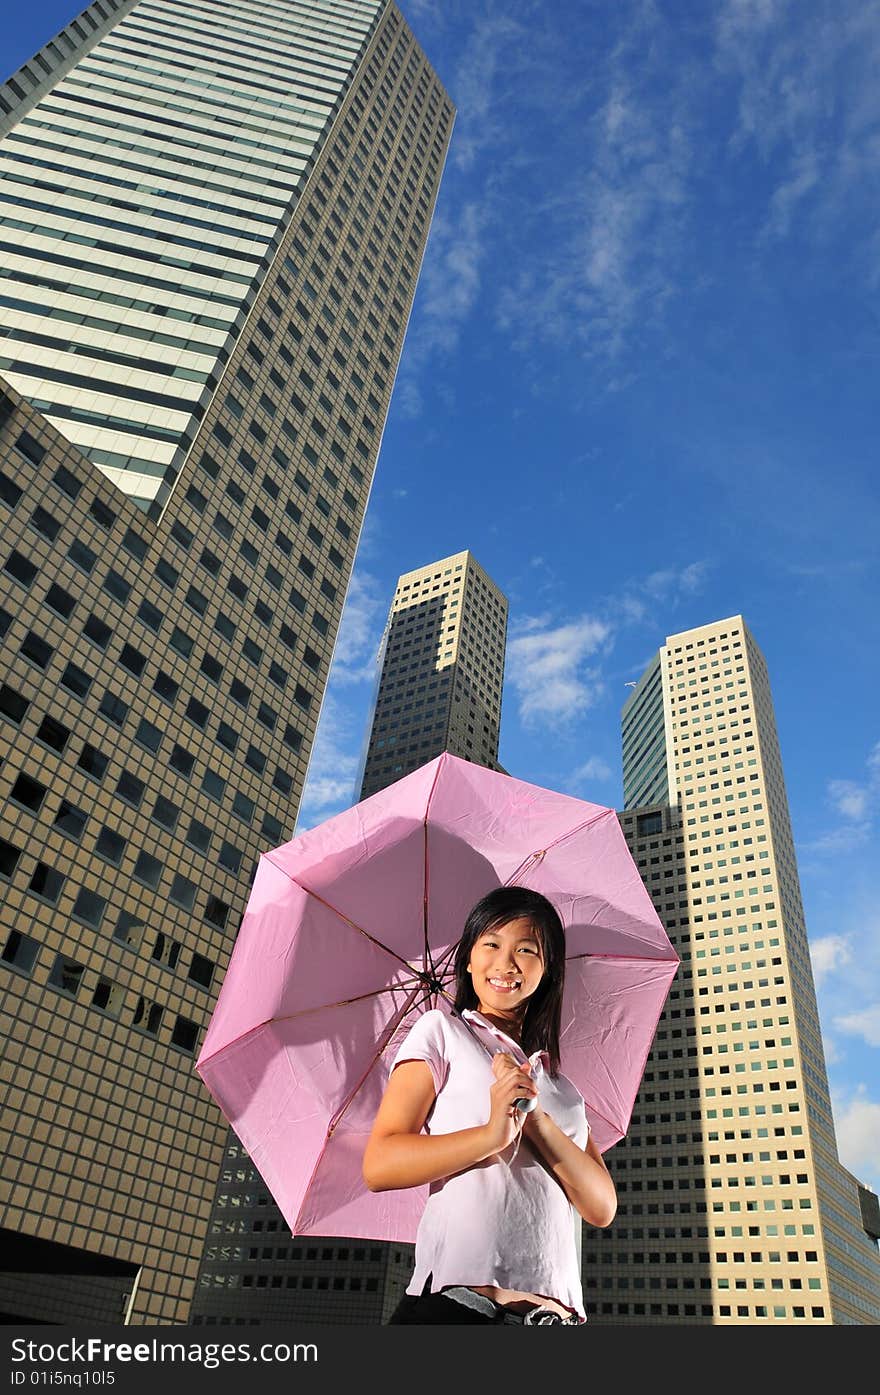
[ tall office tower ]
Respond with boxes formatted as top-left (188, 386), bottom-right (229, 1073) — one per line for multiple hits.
top-left (583, 617), bottom-right (880, 1324)
top-left (359, 549), bottom-right (508, 798)
top-left (190, 548), bottom-right (508, 1324)
top-left (0, 0), bottom-right (453, 1325)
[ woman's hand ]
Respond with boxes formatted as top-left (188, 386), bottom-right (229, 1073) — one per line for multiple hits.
top-left (363, 1056), bottom-right (532, 1192)
top-left (483, 1052), bottom-right (538, 1154)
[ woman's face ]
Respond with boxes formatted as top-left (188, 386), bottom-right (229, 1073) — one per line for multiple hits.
top-left (466, 917), bottom-right (545, 1020)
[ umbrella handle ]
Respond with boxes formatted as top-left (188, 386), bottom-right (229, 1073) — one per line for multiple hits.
top-left (515, 1095), bottom-right (538, 1114)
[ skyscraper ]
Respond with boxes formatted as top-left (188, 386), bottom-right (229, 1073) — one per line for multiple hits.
top-left (190, 549), bottom-right (509, 1323)
top-left (0, 0), bottom-right (453, 1325)
top-left (585, 617), bottom-right (880, 1324)
top-left (359, 548), bottom-right (508, 798)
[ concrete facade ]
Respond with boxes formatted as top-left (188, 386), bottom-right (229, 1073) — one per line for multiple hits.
top-left (191, 549), bottom-right (508, 1323)
top-left (586, 617), bottom-right (880, 1324)
top-left (359, 548), bottom-right (508, 798)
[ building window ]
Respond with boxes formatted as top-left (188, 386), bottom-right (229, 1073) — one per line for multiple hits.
top-left (48, 953), bottom-right (86, 996)
top-left (170, 873), bottom-right (197, 911)
top-left (77, 743), bottom-right (109, 779)
top-left (98, 693), bottom-right (128, 728)
top-left (28, 863), bottom-right (65, 905)
top-left (133, 997), bottom-right (163, 1035)
top-left (172, 1016), bottom-right (199, 1054)
top-left (10, 772), bottom-right (46, 813)
top-left (133, 851), bottom-right (163, 890)
top-left (189, 953), bottom-right (215, 990)
top-left (61, 663), bottom-right (92, 699)
top-left (114, 912), bottom-right (145, 951)
top-left (204, 897), bottom-right (230, 931)
top-left (2, 928), bottom-right (39, 975)
top-left (95, 827), bottom-right (126, 866)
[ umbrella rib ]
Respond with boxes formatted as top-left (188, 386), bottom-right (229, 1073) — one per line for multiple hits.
top-left (421, 754), bottom-right (446, 983)
top-left (564, 949), bottom-right (680, 964)
top-left (324, 977), bottom-right (457, 1139)
top-left (291, 977), bottom-right (455, 1236)
top-left (273, 866), bottom-right (421, 978)
top-left (579, 1097), bottom-right (625, 1146)
top-left (327, 982), bottom-right (427, 1137)
top-left (200, 977), bottom-right (455, 1068)
top-left (503, 807), bottom-right (613, 885)
top-left (269, 980), bottom-right (430, 1025)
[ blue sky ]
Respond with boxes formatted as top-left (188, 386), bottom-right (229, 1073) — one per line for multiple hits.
top-left (5, 1), bottom-right (879, 1190)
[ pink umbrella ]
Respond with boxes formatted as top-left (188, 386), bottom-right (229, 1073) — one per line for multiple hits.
top-left (196, 752), bottom-right (678, 1242)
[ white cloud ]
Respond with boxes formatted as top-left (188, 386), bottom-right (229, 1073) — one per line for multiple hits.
top-left (395, 202), bottom-right (488, 412)
top-left (296, 696), bottom-right (361, 831)
top-left (764, 147), bottom-right (820, 239)
top-left (450, 14), bottom-right (527, 171)
top-left (494, 18), bottom-right (696, 368)
top-left (328, 570), bottom-right (386, 686)
top-left (507, 615), bottom-right (611, 724)
top-left (394, 380), bottom-right (423, 420)
top-left (835, 1004), bottom-right (880, 1049)
top-left (807, 740), bottom-right (880, 854)
top-left (828, 779), bottom-right (870, 821)
top-left (809, 933), bottom-right (853, 987)
top-left (611, 560), bottom-right (710, 625)
top-left (643, 562), bottom-right (709, 600)
top-left (715, 0), bottom-right (880, 263)
top-left (831, 1086), bottom-right (880, 1187)
top-left (570, 756), bottom-right (613, 786)
top-left (417, 203), bottom-right (487, 356)
top-left (800, 824), bottom-right (871, 856)
top-left (679, 560), bottom-right (710, 593)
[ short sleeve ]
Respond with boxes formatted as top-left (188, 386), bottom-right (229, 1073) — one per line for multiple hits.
top-left (390, 1009), bottom-right (449, 1096)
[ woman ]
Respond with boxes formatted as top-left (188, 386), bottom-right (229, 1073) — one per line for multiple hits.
top-left (363, 885), bottom-right (617, 1324)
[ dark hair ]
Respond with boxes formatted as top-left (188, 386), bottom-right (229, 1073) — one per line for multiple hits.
top-left (452, 886), bottom-right (566, 1074)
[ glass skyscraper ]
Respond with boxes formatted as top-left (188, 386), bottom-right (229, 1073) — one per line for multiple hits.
top-left (0, 0), bottom-right (452, 1324)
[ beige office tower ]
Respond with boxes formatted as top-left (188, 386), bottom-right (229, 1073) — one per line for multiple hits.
top-left (583, 617), bottom-right (880, 1324)
top-left (189, 549), bottom-right (508, 1324)
top-left (360, 549), bottom-right (508, 798)
top-left (0, 0), bottom-right (453, 1325)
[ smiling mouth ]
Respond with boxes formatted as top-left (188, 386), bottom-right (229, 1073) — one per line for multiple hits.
top-left (488, 978), bottom-right (521, 991)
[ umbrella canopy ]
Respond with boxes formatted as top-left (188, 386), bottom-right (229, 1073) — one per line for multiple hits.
top-left (196, 751), bottom-right (678, 1242)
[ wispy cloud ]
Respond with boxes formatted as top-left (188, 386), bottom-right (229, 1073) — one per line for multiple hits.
top-left (506, 614), bottom-right (611, 723)
top-left (296, 696), bottom-right (362, 832)
top-left (568, 756), bottom-right (613, 790)
top-left (715, 0), bottom-right (880, 256)
top-left (449, 13), bottom-right (528, 171)
top-left (611, 559), bottom-right (712, 630)
top-left (329, 569), bottom-right (386, 686)
top-left (396, 202), bottom-right (488, 414)
top-left (414, 203), bottom-right (487, 357)
top-left (831, 1085), bottom-right (880, 1188)
top-left (828, 779), bottom-right (871, 822)
top-left (835, 1003), bottom-right (880, 1049)
top-left (494, 10), bottom-right (697, 368)
top-left (643, 561), bottom-right (710, 600)
top-left (810, 933), bottom-right (853, 988)
top-left (801, 824), bottom-right (872, 857)
top-left (803, 740), bottom-right (880, 855)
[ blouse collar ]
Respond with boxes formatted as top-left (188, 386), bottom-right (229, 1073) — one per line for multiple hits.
top-left (461, 1008), bottom-right (549, 1068)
